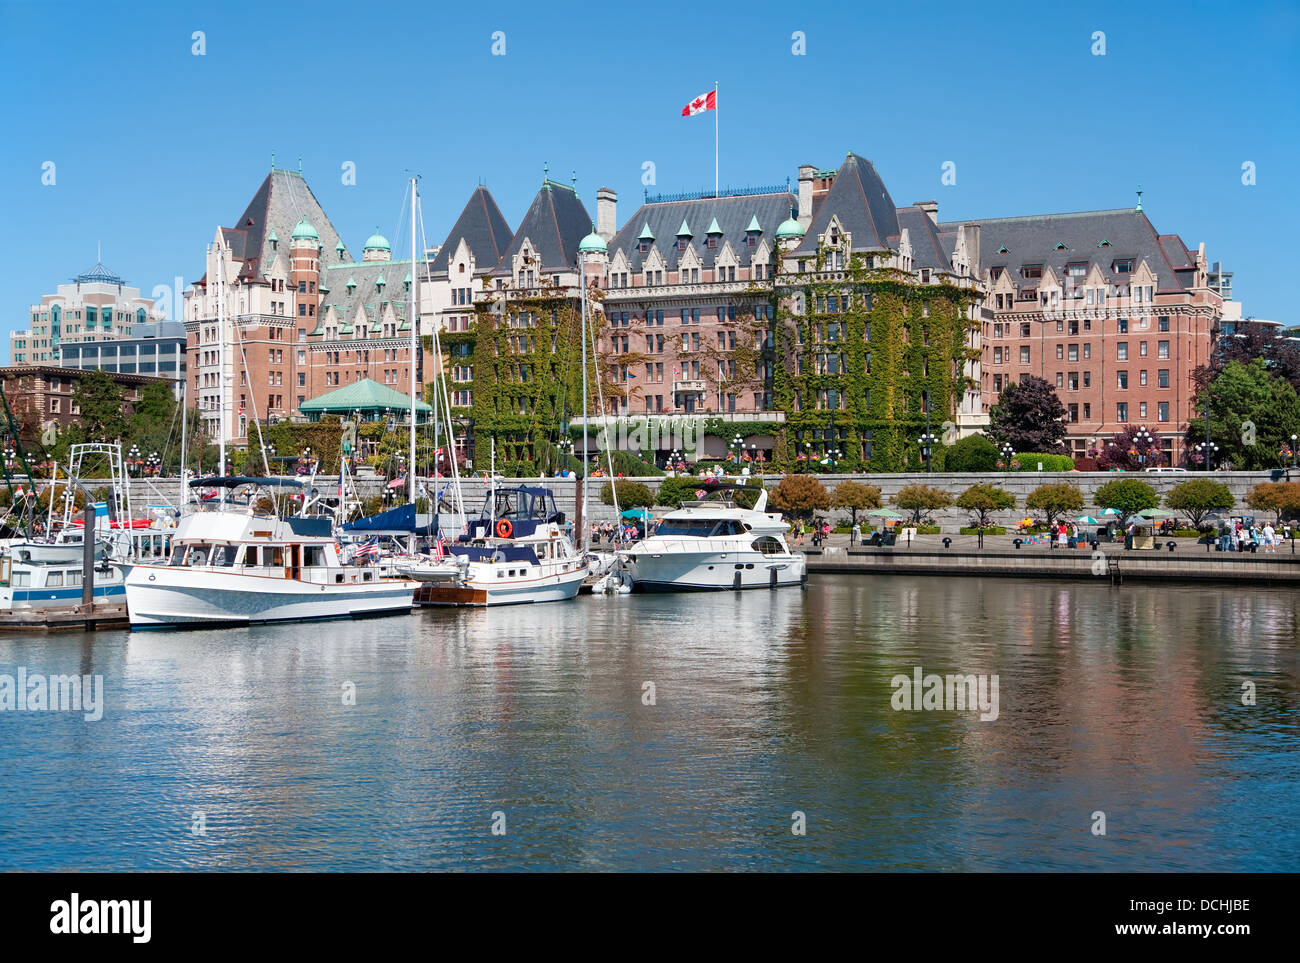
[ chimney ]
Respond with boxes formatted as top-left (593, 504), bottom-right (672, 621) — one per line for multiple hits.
top-left (797, 165), bottom-right (816, 228)
top-left (597, 187), bottom-right (617, 241)
top-left (915, 200), bottom-right (939, 225)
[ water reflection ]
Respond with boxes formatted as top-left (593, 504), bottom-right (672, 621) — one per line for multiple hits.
top-left (0, 575), bottom-right (1296, 871)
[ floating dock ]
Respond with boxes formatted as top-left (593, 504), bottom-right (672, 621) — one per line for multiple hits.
top-left (0, 602), bottom-right (131, 632)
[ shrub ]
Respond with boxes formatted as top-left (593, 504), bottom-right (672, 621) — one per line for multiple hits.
top-left (1245, 482), bottom-right (1300, 522)
top-left (956, 483), bottom-right (1016, 529)
top-left (1094, 478), bottom-right (1159, 516)
top-left (831, 480), bottom-right (882, 527)
top-left (600, 481), bottom-right (655, 509)
top-left (1011, 453), bottom-right (1076, 472)
top-left (1164, 478), bottom-right (1235, 528)
top-left (959, 525), bottom-right (1007, 535)
top-left (894, 483), bottom-right (953, 524)
top-left (944, 434), bottom-right (999, 472)
top-left (769, 475), bottom-right (830, 518)
top-left (1025, 483), bottom-right (1085, 528)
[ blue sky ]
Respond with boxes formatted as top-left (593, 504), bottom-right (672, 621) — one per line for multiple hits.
top-left (1, 0), bottom-right (1296, 356)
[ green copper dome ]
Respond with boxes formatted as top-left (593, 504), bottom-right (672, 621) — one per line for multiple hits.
top-left (775, 214), bottom-right (805, 239)
top-left (578, 228), bottom-right (607, 254)
top-left (364, 231), bottom-right (391, 252)
top-left (291, 219), bottom-right (319, 241)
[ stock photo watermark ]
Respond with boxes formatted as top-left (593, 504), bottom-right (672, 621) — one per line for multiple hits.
top-left (0, 668), bottom-right (104, 721)
top-left (890, 667), bottom-right (999, 722)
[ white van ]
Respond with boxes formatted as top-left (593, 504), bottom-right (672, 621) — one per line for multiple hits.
top-left (1144, 466), bottom-right (1187, 473)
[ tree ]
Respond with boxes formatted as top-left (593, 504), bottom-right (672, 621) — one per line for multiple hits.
top-left (988, 375), bottom-right (1068, 453)
top-left (943, 434), bottom-right (999, 473)
top-left (600, 481), bottom-right (654, 509)
top-left (1094, 478), bottom-right (1159, 517)
top-left (72, 370), bottom-right (128, 441)
top-left (1164, 479), bottom-right (1234, 528)
top-left (769, 475), bottom-right (830, 519)
top-left (1185, 359), bottom-right (1300, 470)
top-left (955, 483), bottom-right (1015, 530)
top-left (1246, 482), bottom-right (1300, 523)
top-left (1191, 320), bottom-right (1300, 396)
top-left (831, 480), bottom-right (881, 527)
top-left (893, 484), bottom-right (953, 524)
top-left (1025, 483), bottom-right (1084, 528)
top-left (1096, 425), bottom-right (1166, 471)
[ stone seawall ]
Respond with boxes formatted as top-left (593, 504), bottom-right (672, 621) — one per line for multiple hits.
top-left (88, 470), bottom-right (1275, 531)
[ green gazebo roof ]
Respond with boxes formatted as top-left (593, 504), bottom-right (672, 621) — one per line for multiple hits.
top-left (299, 377), bottom-right (431, 415)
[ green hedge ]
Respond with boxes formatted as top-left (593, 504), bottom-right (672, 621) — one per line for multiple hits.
top-left (959, 525), bottom-right (1008, 535)
top-left (1010, 453), bottom-right (1076, 472)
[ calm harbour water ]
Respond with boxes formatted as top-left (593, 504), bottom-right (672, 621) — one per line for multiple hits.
top-left (1, 574), bottom-right (1297, 872)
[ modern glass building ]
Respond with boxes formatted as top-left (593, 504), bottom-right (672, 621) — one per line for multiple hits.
top-left (59, 320), bottom-right (187, 396)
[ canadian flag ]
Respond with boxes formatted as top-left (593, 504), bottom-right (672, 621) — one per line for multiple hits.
top-left (681, 90), bottom-right (716, 116)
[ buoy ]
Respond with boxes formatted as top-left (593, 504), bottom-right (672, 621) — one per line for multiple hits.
top-left (495, 518), bottom-right (513, 538)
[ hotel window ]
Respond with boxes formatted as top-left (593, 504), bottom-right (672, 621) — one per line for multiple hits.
top-left (1056, 372), bottom-right (1064, 388)
top-left (1117, 370), bottom-right (1128, 389)
top-left (1159, 316), bottom-right (1170, 332)
top-left (1083, 371), bottom-right (1091, 387)
top-left (1117, 342), bottom-right (1128, 360)
top-left (1158, 402), bottom-right (1169, 422)
top-left (1139, 402), bottom-right (1148, 419)
top-left (1117, 402), bottom-right (1128, 422)
top-left (1056, 345), bottom-right (1064, 360)
top-left (993, 374), bottom-right (1003, 391)
top-left (1020, 346), bottom-right (1030, 364)
top-left (1083, 403), bottom-right (1091, 419)
top-left (1020, 323), bottom-right (1031, 338)
top-left (1118, 318), bottom-right (1128, 334)
top-left (1083, 344), bottom-right (1091, 359)
top-left (993, 347), bottom-right (1003, 364)
top-left (1068, 344), bottom-right (1078, 361)
top-left (1140, 341), bottom-right (1148, 357)
top-left (1158, 341), bottom-right (1169, 358)
top-left (1068, 403), bottom-right (1078, 422)
top-left (1158, 369), bottom-right (1169, 388)
top-left (1140, 370), bottom-right (1148, 386)
top-left (1067, 373), bottom-right (1078, 390)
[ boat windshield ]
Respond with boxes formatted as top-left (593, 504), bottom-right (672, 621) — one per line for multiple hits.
top-left (653, 518), bottom-right (746, 537)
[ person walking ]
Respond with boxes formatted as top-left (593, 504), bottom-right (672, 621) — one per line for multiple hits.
top-left (1263, 522), bottom-right (1276, 553)
top-left (851, 522), bottom-right (861, 547)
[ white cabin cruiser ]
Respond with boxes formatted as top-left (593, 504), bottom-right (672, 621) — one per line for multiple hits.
top-left (121, 477), bottom-right (416, 628)
top-left (406, 486), bottom-right (587, 606)
top-left (616, 485), bottom-right (806, 591)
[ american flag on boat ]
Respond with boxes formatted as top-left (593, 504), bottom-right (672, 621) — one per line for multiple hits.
top-left (434, 536), bottom-right (446, 560)
top-left (354, 538), bottom-right (380, 559)
top-left (695, 489), bottom-right (707, 499)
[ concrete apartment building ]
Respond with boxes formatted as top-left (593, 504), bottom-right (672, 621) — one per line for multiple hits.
top-left (963, 201), bottom-right (1223, 463)
top-left (12, 259), bottom-right (166, 365)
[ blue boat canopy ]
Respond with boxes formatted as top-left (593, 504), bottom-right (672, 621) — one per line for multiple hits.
top-left (341, 503), bottom-right (436, 536)
top-left (189, 475), bottom-right (305, 489)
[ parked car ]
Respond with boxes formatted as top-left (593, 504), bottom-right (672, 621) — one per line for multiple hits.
top-left (1144, 466), bottom-right (1187, 473)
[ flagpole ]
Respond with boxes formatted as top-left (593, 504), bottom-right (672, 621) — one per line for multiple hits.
top-left (713, 81), bottom-right (719, 197)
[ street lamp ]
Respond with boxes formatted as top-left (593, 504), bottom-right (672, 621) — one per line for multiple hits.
top-left (918, 432), bottom-right (939, 473)
top-left (261, 443), bottom-right (276, 473)
top-left (3, 446), bottom-right (15, 471)
top-left (1197, 441), bottom-right (1219, 472)
top-left (668, 448), bottom-right (685, 474)
top-left (1292, 434), bottom-right (1298, 470)
top-left (146, 451), bottom-right (161, 476)
top-left (128, 444), bottom-right (141, 475)
top-left (1134, 426), bottom-right (1154, 469)
top-left (1000, 443), bottom-right (1015, 469)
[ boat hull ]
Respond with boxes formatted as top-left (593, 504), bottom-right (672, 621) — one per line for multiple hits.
top-left (621, 551), bottom-right (806, 592)
top-left (414, 565), bottom-right (586, 607)
top-left (124, 565), bottom-right (415, 628)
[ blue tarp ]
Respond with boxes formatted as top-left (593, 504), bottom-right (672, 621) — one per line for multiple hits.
top-left (341, 503), bottom-right (436, 535)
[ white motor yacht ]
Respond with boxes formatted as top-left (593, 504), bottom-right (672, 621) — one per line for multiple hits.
top-left (121, 477), bottom-right (416, 628)
top-left (616, 486), bottom-right (806, 591)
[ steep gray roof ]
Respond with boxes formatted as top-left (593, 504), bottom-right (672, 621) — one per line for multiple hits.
top-left (895, 205), bottom-right (950, 270)
top-left (942, 208), bottom-right (1197, 292)
top-left (608, 192), bottom-right (797, 270)
top-left (427, 186), bottom-right (512, 278)
top-left (795, 153), bottom-right (899, 255)
top-left (315, 259), bottom-right (414, 337)
top-left (209, 170), bottom-right (352, 284)
top-left (493, 180), bottom-right (593, 275)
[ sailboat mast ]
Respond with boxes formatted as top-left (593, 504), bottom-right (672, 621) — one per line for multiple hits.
top-left (409, 176), bottom-right (418, 510)
top-left (216, 248), bottom-right (226, 502)
top-left (580, 251), bottom-right (589, 552)
top-left (178, 377), bottom-right (188, 512)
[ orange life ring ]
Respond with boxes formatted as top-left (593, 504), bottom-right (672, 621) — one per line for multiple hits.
top-left (495, 518), bottom-right (513, 538)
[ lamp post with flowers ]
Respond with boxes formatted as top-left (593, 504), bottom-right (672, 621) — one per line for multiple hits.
top-left (919, 432), bottom-right (939, 473)
top-left (1197, 441), bottom-right (1219, 473)
top-left (1133, 426), bottom-right (1154, 469)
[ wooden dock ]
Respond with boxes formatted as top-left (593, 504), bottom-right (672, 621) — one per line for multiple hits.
top-left (0, 602), bottom-right (131, 632)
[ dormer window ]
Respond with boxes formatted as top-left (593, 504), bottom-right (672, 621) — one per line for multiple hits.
top-left (639, 239), bottom-right (650, 254)
top-left (1021, 265), bottom-right (1042, 280)
top-left (1098, 239), bottom-right (1112, 248)
top-left (678, 237), bottom-right (688, 252)
top-left (707, 236), bottom-right (717, 250)
top-left (997, 245), bottom-right (1009, 254)
top-left (1054, 242), bottom-right (1067, 250)
top-left (1112, 259), bottom-right (1134, 274)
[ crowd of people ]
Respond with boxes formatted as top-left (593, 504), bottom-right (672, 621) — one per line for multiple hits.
top-left (1213, 519), bottom-right (1285, 552)
top-left (589, 520), bottom-right (648, 546)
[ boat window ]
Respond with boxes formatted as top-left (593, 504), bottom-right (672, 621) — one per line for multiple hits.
top-left (170, 546), bottom-right (186, 565)
top-left (266, 547), bottom-right (284, 567)
top-left (216, 545), bottom-right (238, 566)
top-left (0, 558), bottom-right (8, 586)
top-left (304, 546), bottom-right (326, 567)
top-left (187, 546), bottom-right (211, 566)
top-left (655, 518), bottom-right (730, 537)
top-left (12, 571), bottom-right (30, 587)
top-left (752, 536), bottom-right (785, 555)
top-left (67, 571), bottom-right (82, 586)
top-left (242, 546), bottom-right (259, 566)
top-left (47, 571), bottom-right (64, 587)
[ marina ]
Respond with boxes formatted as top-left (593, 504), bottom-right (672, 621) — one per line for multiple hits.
top-left (1, 572), bottom-right (1295, 872)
